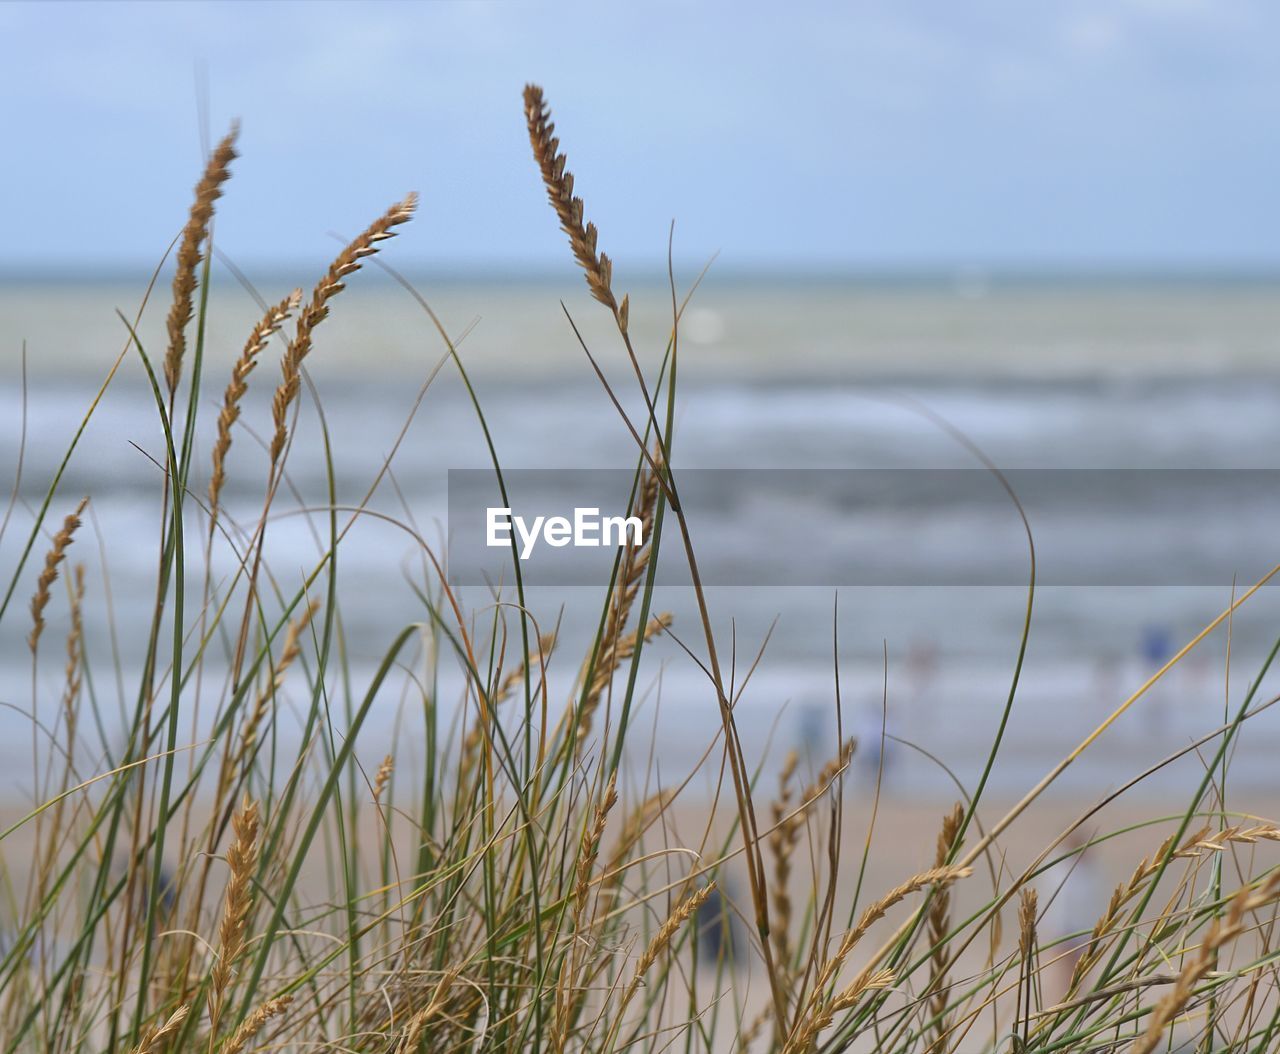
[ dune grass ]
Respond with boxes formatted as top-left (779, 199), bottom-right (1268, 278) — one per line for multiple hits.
top-left (3, 84), bottom-right (1280, 1054)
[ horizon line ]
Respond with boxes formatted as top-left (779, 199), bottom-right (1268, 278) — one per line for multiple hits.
top-left (6, 262), bottom-right (1280, 289)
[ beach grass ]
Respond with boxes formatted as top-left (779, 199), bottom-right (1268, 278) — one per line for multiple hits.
top-left (3, 85), bottom-right (1280, 1054)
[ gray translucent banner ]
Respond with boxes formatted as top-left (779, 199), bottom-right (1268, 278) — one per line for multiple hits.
top-left (446, 469), bottom-right (1280, 587)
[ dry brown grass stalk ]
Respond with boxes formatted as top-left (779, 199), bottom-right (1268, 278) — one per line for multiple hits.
top-left (29, 497), bottom-right (88, 651)
top-left (395, 969), bottom-right (461, 1053)
top-left (615, 881), bottom-right (716, 1020)
top-left (207, 797), bottom-right (261, 1036)
top-left (1130, 871), bottom-right (1280, 1054)
top-left (830, 967), bottom-right (897, 1016)
top-left (770, 749), bottom-right (802, 985)
top-left (577, 612), bottom-right (671, 748)
top-left (603, 462), bottom-right (662, 636)
top-left (499, 631), bottom-right (558, 703)
top-left (165, 124), bottom-right (239, 397)
top-left (459, 631), bottom-right (558, 778)
top-left (209, 290), bottom-right (301, 516)
top-left (1018, 887), bottom-right (1038, 961)
top-left (571, 464), bottom-right (664, 750)
top-left (128, 1005), bottom-right (189, 1054)
top-left (786, 865), bottom-right (970, 1054)
top-left (798, 738), bottom-right (857, 811)
top-left (522, 84), bottom-right (618, 313)
top-left (221, 995), bottom-right (292, 1054)
top-left (61, 563), bottom-right (86, 734)
top-left (269, 193), bottom-right (417, 465)
top-left (372, 753), bottom-right (395, 804)
top-left (1015, 886), bottom-right (1040, 1047)
top-left (782, 968), bottom-right (896, 1054)
top-left (550, 774), bottom-right (620, 1052)
top-left (236, 597), bottom-right (321, 767)
top-left (595, 788), bottom-right (676, 918)
top-left (575, 775), bottom-right (618, 921)
top-left (34, 564), bottom-right (89, 896)
top-left (925, 802), bottom-right (965, 1054)
top-left (1068, 823), bottom-right (1280, 993)
top-left (586, 464), bottom-right (660, 698)
top-left (1068, 833), bottom-right (1178, 993)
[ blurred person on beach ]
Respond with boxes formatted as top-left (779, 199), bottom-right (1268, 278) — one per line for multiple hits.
top-left (1039, 832), bottom-right (1104, 1000)
top-left (1139, 623), bottom-right (1175, 735)
top-left (694, 880), bottom-right (741, 969)
top-left (1092, 650), bottom-right (1122, 707)
top-left (853, 699), bottom-right (896, 786)
top-left (905, 636), bottom-right (940, 710)
top-left (797, 701), bottom-right (828, 764)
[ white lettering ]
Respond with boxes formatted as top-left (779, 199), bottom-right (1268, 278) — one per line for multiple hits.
top-left (601, 514), bottom-right (643, 546)
top-left (485, 508), bottom-right (646, 559)
top-left (514, 515), bottom-right (544, 560)
top-left (575, 507), bottom-right (599, 545)
top-left (544, 516), bottom-right (572, 547)
top-left (487, 507), bottom-right (512, 547)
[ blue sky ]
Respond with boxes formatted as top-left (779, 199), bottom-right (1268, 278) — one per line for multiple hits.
top-left (3, 0), bottom-right (1279, 274)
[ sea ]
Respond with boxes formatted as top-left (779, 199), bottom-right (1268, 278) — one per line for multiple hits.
top-left (4, 273), bottom-right (1280, 801)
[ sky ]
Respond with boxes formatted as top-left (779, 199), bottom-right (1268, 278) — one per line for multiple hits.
top-left (3, 0), bottom-right (1280, 275)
